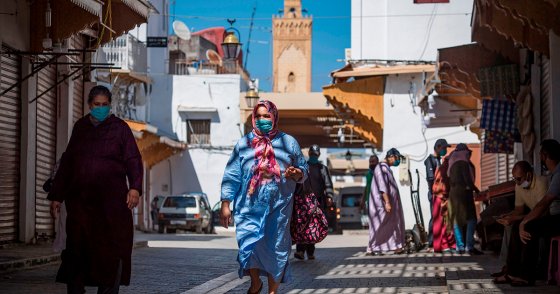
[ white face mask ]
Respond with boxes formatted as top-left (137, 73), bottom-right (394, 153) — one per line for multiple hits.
top-left (519, 173), bottom-right (531, 188)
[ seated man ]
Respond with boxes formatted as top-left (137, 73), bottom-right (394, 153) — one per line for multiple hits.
top-left (491, 161), bottom-right (548, 278)
top-left (494, 139), bottom-right (560, 286)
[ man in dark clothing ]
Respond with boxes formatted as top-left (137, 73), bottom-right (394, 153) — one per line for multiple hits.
top-left (294, 144), bottom-right (334, 260)
top-left (424, 139), bottom-right (451, 252)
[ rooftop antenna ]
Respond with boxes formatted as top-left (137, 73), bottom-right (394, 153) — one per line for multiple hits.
top-left (244, 2), bottom-right (257, 69)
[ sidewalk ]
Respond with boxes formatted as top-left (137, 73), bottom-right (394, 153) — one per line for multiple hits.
top-left (0, 234), bottom-right (149, 273)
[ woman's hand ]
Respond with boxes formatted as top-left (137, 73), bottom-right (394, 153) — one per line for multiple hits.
top-left (385, 203), bottom-right (392, 213)
top-left (220, 201), bottom-right (232, 229)
top-left (127, 189), bottom-right (140, 210)
top-left (284, 167), bottom-right (303, 181)
top-left (359, 201), bottom-right (365, 210)
top-left (50, 201), bottom-right (62, 219)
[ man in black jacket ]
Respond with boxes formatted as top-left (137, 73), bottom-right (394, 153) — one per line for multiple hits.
top-left (294, 144), bottom-right (334, 260)
top-left (424, 139), bottom-right (451, 252)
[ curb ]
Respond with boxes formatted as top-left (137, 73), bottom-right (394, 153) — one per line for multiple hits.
top-left (0, 240), bottom-right (149, 274)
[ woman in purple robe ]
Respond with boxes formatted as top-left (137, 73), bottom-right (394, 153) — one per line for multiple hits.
top-left (48, 85), bottom-right (143, 294)
top-left (367, 148), bottom-right (407, 255)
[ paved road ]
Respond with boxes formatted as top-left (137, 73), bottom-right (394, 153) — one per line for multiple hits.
top-left (1, 230), bottom-right (558, 293)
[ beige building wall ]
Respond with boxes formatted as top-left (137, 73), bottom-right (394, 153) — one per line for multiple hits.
top-left (272, 0), bottom-right (312, 93)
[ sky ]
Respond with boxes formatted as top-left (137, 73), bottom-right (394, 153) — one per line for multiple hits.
top-left (169, 0), bottom-right (350, 92)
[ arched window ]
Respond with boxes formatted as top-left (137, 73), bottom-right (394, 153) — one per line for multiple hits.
top-left (288, 72), bottom-right (295, 82)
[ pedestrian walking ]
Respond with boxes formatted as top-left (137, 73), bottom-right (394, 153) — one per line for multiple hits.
top-left (219, 100), bottom-right (308, 294)
top-left (424, 139), bottom-right (451, 252)
top-left (359, 155), bottom-right (379, 255)
top-left (366, 148), bottom-right (407, 255)
top-left (431, 154), bottom-right (456, 253)
top-left (447, 143), bottom-right (482, 255)
top-left (47, 85), bottom-right (143, 294)
top-left (151, 197), bottom-right (159, 230)
top-left (294, 144), bottom-right (333, 261)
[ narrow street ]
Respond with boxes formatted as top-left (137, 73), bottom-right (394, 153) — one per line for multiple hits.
top-left (1, 232), bottom-right (556, 294)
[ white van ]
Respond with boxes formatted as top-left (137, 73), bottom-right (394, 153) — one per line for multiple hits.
top-left (157, 192), bottom-right (212, 234)
top-left (335, 186), bottom-right (365, 230)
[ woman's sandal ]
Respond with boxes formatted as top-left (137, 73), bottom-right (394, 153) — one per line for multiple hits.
top-left (365, 251), bottom-right (374, 256)
top-left (373, 251), bottom-right (384, 256)
top-left (247, 281), bottom-right (263, 294)
top-left (491, 275), bottom-right (512, 284)
top-left (394, 249), bottom-right (405, 255)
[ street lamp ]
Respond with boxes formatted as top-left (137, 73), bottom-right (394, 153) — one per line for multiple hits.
top-left (245, 87), bottom-right (259, 109)
top-left (221, 19), bottom-right (242, 60)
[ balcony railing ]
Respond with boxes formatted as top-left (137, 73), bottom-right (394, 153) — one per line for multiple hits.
top-left (174, 60), bottom-right (251, 85)
top-left (102, 34), bottom-right (147, 73)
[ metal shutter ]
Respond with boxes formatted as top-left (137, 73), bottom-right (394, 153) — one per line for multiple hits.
top-left (0, 46), bottom-right (22, 242)
top-left (70, 35), bottom-right (85, 125)
top-left (35, 65), bottom-right (57, 239)
top-left (480, 131), bottom-right (497, 191)
top-left (541, 56), bottom-right (551, 141)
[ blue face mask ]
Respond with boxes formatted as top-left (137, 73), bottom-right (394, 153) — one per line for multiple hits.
top-left (255, 119), bottom-right (273, 134)
top-left (308, 156), bottom-right (319, 164)
top-left (90, 106), bottom-right (111, 121)
top-left (393, 160), bottom-right (401, 167)
top-left (439, 149), bottom-right (447, 157)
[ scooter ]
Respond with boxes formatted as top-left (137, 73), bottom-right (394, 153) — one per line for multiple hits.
top-left (404, 169), bottom-right (429, 252)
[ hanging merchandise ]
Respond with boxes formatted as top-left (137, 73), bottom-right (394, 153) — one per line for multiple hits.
top-left (479, 98), bottom-right (518, 134)
top-left (516, 84), bottom-right (536, 153)
top-left (478, 64), bottom-right (520, 97)
top-left (484, 130), bottom-right (515, 154)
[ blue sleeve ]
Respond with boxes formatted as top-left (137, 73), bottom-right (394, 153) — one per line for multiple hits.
top-left (291, 138), bottom-right (309, 183)
top-left (220, 142), bottom-right (242, 202)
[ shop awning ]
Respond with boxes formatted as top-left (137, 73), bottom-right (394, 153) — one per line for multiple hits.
top-left (474, 0), bottom-right (550, 57)
top-left (97, 69), bottom-right (152, 84)
top-left (30, 0), bottom-right (152, 52)
top-left (322, 76), bottom-right (384, 149)
top-left (124, 119), bottom-right (186, 168)
top-left (331, 64), bottom-right (435, 78)
top-left (438, 43), bottom-right (519, 99)
top-left (327, 158), bottom-right (370, 176)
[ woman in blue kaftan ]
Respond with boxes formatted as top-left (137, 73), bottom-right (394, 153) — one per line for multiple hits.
top-left (220, 100), bottom-right (308, 294)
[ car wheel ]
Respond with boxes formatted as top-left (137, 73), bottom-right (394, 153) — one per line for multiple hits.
top-left (158, 222), bottom-right (164, 234)
top-left (196, 225), bottom-right (202, 234)
top-left (204, 223), bottom-right (213, 234)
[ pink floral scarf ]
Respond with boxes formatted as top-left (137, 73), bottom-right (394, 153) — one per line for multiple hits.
top-left (248, 100), bottom-right (281, 196)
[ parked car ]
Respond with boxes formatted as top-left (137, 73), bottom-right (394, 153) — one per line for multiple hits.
top-left (158, 192), bottom-right (213, 234)
top-left (335, 186), bottom-right (365, 230)
top-left (212, 201), bottom-right (234, 227)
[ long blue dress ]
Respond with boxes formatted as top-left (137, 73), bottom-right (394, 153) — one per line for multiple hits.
top-left (221, 131), bottom-right (308, 283)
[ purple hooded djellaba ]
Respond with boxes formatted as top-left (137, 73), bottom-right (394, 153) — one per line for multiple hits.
top-left (367, 162), bottom-right (406, 252)
top-left (47, 114), bottom-right (143, 287)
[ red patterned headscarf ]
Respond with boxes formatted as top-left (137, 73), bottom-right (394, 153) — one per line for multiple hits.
top-left (248, 100), bottom-right (281, 196)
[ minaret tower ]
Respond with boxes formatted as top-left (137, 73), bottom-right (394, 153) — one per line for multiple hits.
top-left (272, 0), bottom-right (312, 93)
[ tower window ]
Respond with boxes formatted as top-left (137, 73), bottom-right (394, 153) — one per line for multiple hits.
top-left (290, 7), bottom-right (296, 13)
top-left (288, 72), bottom-right (295, 82)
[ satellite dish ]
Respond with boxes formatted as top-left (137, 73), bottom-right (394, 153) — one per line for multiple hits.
top-left (206, 49), bottom-right (222, 66)
top-left (173, 20), bottom-right (191, 40)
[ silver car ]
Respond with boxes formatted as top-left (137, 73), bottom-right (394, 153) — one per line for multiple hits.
top-left (157, 192), bottom-right (213, 234)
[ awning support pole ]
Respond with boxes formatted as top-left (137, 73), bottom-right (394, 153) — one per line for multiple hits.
top-left (29, 65), bottom-right (87, 104)
top-left (0, 56), bottom-right (58, 98)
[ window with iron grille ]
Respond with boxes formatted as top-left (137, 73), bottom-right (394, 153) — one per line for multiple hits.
top-left (187, 119), bottom-right (211, 145)
top-left (414, 0), bottom-right (449, 3)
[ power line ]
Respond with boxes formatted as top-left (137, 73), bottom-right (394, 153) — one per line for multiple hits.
top-left (150, 12), bottom-right (472, 21)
